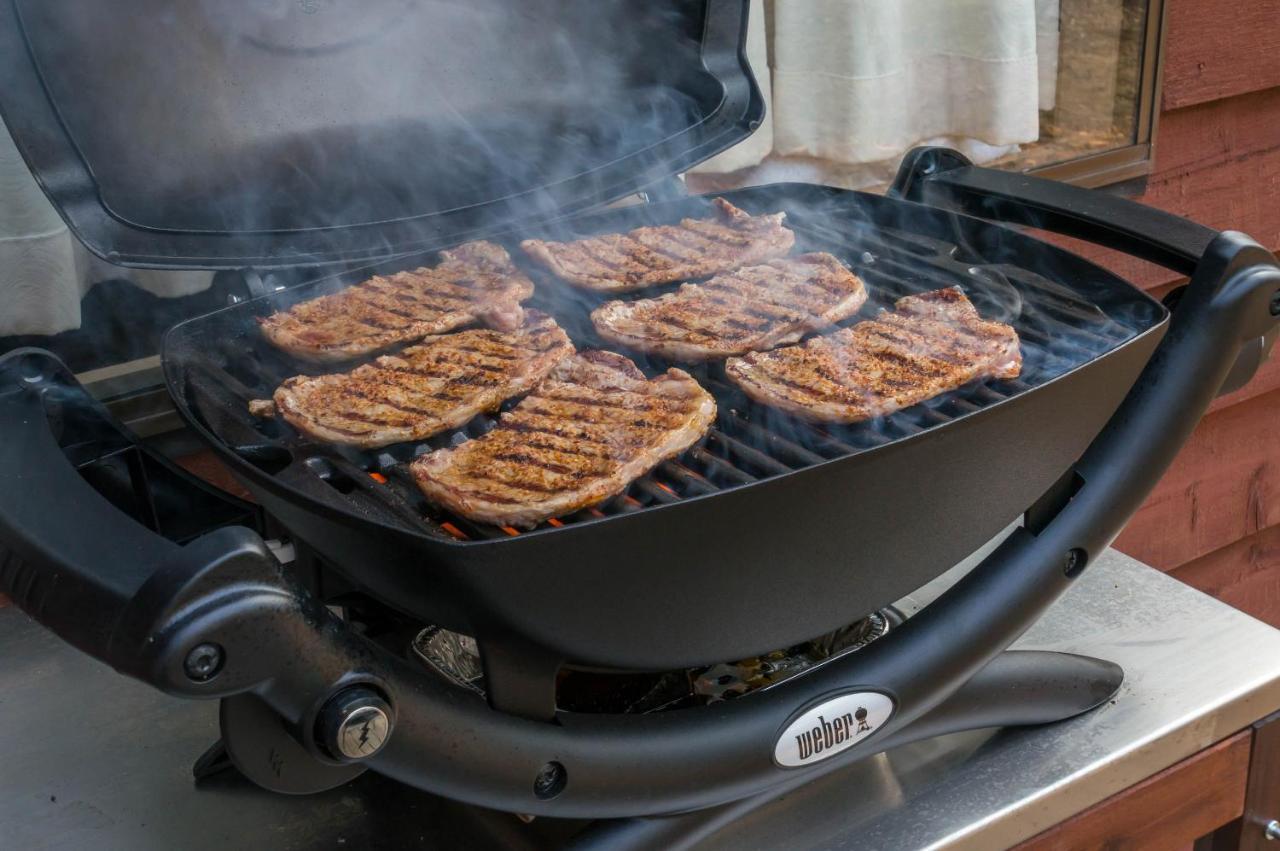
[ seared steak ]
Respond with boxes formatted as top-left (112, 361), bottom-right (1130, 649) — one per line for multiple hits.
top-left (411, 351), bottom-right (716, 527)
top-left (725, 287), bottom-right (1022, 423)
top-left (259, 241), bottom-right (535, 362)
top-left (520, 198), bottom-right (795, 293)
top-left (590, 252), bottom-right (867, 361)
top-left (265, 312), bottom-right (573, 449)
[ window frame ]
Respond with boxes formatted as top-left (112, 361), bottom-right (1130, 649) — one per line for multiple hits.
top-left (1028, 0), bottom-right (1167, 188)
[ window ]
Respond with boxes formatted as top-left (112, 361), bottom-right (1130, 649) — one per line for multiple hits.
top-left (688, 0), bottom-right (1164, 193)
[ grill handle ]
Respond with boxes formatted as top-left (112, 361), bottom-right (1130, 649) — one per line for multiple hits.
top-left (0, 349), bottom-right (285, 691)
top-left (890, 146), bottom-right (1217, 276)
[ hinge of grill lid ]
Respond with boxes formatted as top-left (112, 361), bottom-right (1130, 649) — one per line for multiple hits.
top-left (235, 269), bottom-right (296, 303)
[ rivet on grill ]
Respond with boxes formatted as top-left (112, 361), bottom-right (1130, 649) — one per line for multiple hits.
top-left (183, 642), bottom-right (224, 682)
top-left (533, 761), bottom-right (567, 800)
top-left (18, 355), bottom-right (48, 384)
top-left (1063, 548), bottom-right (1088, 578)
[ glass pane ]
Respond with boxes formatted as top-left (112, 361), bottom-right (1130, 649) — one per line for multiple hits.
top-left (688, 0), bottom-right (1152, 193)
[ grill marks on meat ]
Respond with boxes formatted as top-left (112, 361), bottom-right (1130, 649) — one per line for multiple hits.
top-left (266, 312), bottom-right (573, 449)
top-left (725, 287), bottom-right (1022, 423)
top-left (520, 198), bottom-right (795, 293)
top-left (411, 351), bottom-right (716, 527)
top-left (590, 253), bottom-right (867, 361)
top-left (258, 241), bottom-right (535, 362)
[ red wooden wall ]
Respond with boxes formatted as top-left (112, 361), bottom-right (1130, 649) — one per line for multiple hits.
top-left (1098, 0), bottom-right (1280, 625)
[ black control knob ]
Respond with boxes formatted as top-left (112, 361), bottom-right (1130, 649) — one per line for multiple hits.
top-left (316, 687), bottom-right (393, 762)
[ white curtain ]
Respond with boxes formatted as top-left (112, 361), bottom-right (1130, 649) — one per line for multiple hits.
top-left (697, 0), bottom-right (1060, 176)
top-left (0, 122), bottom-right (213, 338)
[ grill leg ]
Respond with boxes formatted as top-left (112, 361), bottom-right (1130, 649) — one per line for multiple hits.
top-left (567, 650), bottom-right (1123, 851)
top-left (191, 739), bottom-right (235, 783)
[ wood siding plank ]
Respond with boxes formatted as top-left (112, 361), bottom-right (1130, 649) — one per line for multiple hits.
top-left (1162, 0), bottom-right (1280, 110)
top-left (1156, 86), bottom-right (1280, 178)
top-left (1115, 389), bottom-right (1280, 569)
top-left (1171, 524), bottom-right (1280, 628)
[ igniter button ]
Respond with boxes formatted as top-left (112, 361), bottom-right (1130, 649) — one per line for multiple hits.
top-left (317, 687), bottom-right (393, 762)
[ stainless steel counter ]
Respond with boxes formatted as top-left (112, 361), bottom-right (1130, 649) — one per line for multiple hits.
top-left (2, 549), bottom-right (1279, 850)
top-left (709, 549), bottom-right (1280, 849)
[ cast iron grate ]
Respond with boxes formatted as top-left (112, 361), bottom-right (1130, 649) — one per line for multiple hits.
top-left (177, 204), bottom-right (1145, 542)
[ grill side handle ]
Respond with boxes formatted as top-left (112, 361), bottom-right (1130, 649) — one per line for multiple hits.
top-left (891, 145), bottom-right (1280, 395)
top-left (0, 349), bottom-right (286, 693)
top-left (890, 146), bottom-right (1218, 276)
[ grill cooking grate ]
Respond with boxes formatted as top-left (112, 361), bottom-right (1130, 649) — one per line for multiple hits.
top-left (180, 213), bottom-right (1142, 542)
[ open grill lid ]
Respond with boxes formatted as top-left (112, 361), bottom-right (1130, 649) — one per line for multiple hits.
top-left (0, 0), bottom-right (761, 269)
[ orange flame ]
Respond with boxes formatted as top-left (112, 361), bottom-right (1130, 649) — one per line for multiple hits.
top-left (440, 522), bottom-right (469, 541)
top-left (368, 472), bottom-right (388, 484)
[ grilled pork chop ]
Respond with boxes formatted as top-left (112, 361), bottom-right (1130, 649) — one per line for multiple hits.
top-left (725, 287), bottom-right (1021, 423)
top-left (259, 241), bottom-right (535, 362)
top-left (411, 351), bottom-right (717, 528)
top-left (265, 312), bottom-right (573, 449)
top-left (590, 252), bottom-right (867, 361)
top-left (520, 198), bottom-right (795, 293)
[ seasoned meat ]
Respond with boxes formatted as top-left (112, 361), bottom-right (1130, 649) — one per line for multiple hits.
top-left (259, 241), bottom-right (535, 362)
top-left (264, 312), bottom-right (573, 449)
top-left (247, 399), bottom-right (277, 418)
top-left (590, 252), bottom-right (867, 361)
top-left (725, 287), bottom-right (1022, 423)
top-left (521, 198), bottom-right (795, 293)
top-left (411, 351), bottom-right (716, 527)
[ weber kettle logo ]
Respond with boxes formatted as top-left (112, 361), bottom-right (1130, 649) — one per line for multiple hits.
top-left (774, 692), bottom-right (894, 768)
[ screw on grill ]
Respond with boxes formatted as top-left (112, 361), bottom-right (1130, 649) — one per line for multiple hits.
top-left (184, 643), bottom-right (224, 682)
top-left (1063, 548), bottom-right (1088, 577)
top-left (533, 761), bottom-right (567, 800)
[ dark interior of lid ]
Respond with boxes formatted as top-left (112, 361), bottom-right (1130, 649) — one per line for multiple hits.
top-left (16, 0), bottom-right (724, 235)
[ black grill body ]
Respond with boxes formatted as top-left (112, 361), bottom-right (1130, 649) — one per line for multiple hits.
top-left (163, 183), bottom-right (1165, 669)
top-left (3, 150), bottom-right (1279, 824)
top-left (3, 0), bottom-right (1278, 833)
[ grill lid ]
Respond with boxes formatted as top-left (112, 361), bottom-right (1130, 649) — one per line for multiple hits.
top-left (0, 0), bottom-right (760, 269)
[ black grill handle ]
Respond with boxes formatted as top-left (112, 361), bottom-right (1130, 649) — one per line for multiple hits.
top-left (0, 349), bottom-right (284, 689)
top-left (889, 146), bottom-right (1217, 276)
top-left (0, 365), bottom-right (163, 657)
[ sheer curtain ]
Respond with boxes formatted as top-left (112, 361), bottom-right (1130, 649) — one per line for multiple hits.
top-left (696, 0), bottom-right (1059, 178)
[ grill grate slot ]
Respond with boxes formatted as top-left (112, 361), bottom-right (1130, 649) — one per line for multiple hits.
top-left (706, 431), bottom-right (795, 478)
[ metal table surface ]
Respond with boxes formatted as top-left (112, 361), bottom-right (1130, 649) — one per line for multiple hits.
top-left (2, 549), bottom-right (1280, 850)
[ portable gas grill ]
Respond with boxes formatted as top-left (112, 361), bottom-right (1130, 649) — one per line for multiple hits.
top-left (2, 1), bottom-right (1280, 848)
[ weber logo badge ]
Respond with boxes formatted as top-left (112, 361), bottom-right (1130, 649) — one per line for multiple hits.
top-left (774, 692), bottom-right (894, 767)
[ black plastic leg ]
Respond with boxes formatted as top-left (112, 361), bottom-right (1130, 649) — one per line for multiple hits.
top-left (568, 650), bottom-right (1123, 851)
top-left (191, 739), bottom-right (236, 783)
